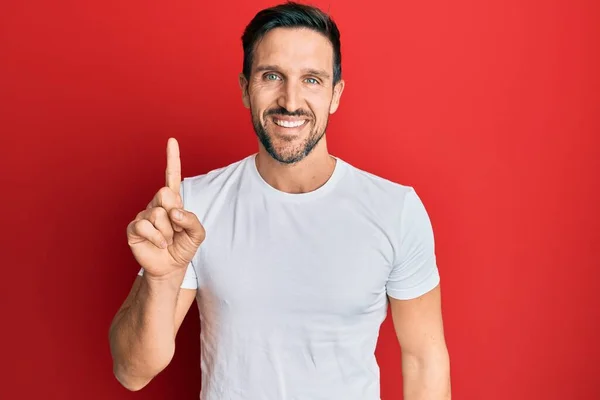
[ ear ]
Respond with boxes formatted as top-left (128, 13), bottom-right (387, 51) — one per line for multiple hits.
top-left (239, 73), bottom-right (250, 109)
top-left (329, 79), bottom-right (345, 114)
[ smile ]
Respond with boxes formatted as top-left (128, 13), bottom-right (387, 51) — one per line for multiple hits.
top-left (272, 118), bottom-right (308, 128)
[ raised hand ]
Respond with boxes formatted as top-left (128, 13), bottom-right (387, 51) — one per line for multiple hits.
top-left (126, 138), bottom-right (206, 279)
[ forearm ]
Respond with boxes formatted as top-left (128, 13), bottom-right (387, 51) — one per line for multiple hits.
top-left (402, 349), bottom-right (451, 400)
top-left (109, 272), bottom-right (184, 390)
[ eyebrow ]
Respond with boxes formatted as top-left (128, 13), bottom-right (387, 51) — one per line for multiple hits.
top-left (254, 65), bottom-right (331, 80)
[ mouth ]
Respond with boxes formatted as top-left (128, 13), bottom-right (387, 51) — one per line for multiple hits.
top-left (271, 117), bottom-right (309, 129)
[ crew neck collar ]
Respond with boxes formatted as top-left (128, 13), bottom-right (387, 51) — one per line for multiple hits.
top-left (247, 153), bottom-right (347, 201)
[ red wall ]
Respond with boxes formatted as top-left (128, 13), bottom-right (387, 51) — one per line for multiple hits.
top-left (1, 0), bottom-right (598, 398)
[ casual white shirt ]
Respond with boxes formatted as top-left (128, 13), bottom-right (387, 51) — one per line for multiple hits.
top-left (140, 153), bottom-right (440, 400)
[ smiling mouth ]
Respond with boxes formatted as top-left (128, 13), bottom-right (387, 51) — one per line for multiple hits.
top-left (272, 118), bottom-right (308, 128)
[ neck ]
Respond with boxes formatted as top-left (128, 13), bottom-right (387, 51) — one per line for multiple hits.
top-left (255, 140), bottom-right (336, 194)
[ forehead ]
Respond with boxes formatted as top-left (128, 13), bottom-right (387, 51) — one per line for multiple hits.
top-left (252, 27), bottom-right (333, 74)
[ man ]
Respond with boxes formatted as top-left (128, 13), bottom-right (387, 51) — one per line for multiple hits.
top-left (109, 2), bottom-right (451, 399)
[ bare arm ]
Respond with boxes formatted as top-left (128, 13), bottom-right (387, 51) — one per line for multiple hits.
top-left (109, 273), bottom-right (197, 391)
top-left (109, 138), bottom-right (205, 390)
top-left (389, 284), bottom-right (451, 399)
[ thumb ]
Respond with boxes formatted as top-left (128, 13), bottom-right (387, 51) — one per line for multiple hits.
top-left (170, 208), bottom-right (206, 245)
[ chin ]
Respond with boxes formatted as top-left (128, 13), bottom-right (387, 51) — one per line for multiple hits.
top-left (253, 115), bottom-right (326, 164)
top-left (262, 131), bottom-right (325, 165)
top-left (267, 144), bottom-right (310, 164)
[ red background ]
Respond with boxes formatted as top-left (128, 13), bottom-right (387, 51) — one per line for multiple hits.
top-left (1, 0), bottom-right (598, 399)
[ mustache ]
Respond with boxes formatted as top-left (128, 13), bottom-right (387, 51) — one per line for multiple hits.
top-left (265, 107), bottom-right (312, 118)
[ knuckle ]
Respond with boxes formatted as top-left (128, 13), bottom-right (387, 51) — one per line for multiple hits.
top-left (134, 219), bottom-right (147, 231)
top-left (158, 186), bottom-right (171, 201)
top-left (155, 232), bottom-right (165, 244)
top-left (159, 186), bottom-right (178, 206)
top-left (126, 220), bottom-right (135, 234)
top-left (150, 206), bottom-right (167, 221)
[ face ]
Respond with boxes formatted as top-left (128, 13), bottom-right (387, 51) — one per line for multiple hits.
top-left (239, 27), bottom-right (345, 164)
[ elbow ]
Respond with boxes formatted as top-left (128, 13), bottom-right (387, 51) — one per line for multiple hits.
top-left (403, 342), bottom-right (450, 372)
top-left (113, 364), bottom-right (155, 391)
top-left (109, 339), bottom-right (175, 391)
top-left (110, 355), bottom-right (174, 392)
top-left (112, 355), bottom-right (173, 392)
top-left (402, 347), bottom-right (452, 398)
top-left (108, 327), bottom-right (176, 391)
top-left (115, 377), bottom-right (146, 392)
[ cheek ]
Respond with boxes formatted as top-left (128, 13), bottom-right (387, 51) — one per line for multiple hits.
top-left (305, 89), bottom-right (332, 111)
top-left (249, 89), bottom-right (274, 112)
top-left (312, 100), bottom-right (333, 120)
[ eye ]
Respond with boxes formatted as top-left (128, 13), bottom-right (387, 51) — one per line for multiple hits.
top-left (305, 77), bottom-right (319, 85)
top-left (264, 73), bottom-right (281, 81)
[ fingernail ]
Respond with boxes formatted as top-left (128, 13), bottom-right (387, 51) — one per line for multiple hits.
top-left (174, 210), bottom-right (183, 220)
top-left (161, 240), bottom-right (168, 248)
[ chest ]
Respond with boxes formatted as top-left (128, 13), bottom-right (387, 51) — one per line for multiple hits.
top-left (194, 199), bottom-right (394, 319)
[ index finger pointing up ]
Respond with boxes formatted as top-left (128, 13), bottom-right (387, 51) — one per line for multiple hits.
top-left (165, 137), bottom-right (181, 194)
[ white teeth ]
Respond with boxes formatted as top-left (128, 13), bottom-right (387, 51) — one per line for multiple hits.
top-left (274, 119), bottom-right (306, 128)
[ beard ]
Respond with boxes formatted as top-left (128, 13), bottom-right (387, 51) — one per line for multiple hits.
top-left (251, 106), bottom-right (328, 165)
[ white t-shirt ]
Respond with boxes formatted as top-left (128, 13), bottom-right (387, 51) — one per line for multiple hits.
top-left (139, 154), bottom-right (440, 400)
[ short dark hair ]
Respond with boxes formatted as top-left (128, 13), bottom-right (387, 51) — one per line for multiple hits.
top-left (241, 1), bottom-right (342, 84)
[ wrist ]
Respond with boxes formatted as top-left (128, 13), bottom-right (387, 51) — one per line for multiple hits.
top-left (142, 269), bottom-right (186, 292)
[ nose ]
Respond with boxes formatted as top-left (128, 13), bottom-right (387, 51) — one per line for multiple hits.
top-left (277, 80), bottom-right (301, 113)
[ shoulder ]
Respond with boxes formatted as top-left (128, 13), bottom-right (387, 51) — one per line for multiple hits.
top-left (336, 157), bottom-right (435, 244)
top-left (337, 157), bottom-right (419, 213)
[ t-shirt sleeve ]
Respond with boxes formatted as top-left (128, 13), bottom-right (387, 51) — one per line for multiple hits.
top-left (136, 178), bottom-right (199, 290)
top-left (386, 187), bottom-right (440, 300)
